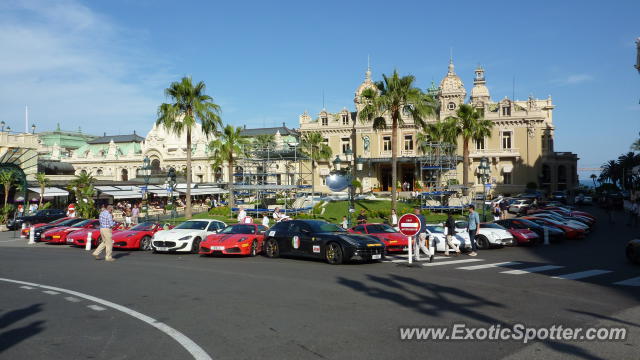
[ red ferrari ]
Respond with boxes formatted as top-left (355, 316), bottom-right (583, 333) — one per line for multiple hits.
top-left (199, 223), bottom-right (268, 256)
top-left (505, 228), bottom-right (539, 245)
top-left (522, 216), bottom-right (585, 239)
top-left (348, 223), bottom-right (408, 252)
top-left (112, 222), bottom-right (165, 251)
top-left (68, 222), bottom-right (124, 247)
top-left (21, 217), bottom-right (73, 238)
top-left (43, 219), bottom-right (100, 244)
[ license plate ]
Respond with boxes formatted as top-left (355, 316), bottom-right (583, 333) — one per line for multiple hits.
top-left (372, 254), bottom-right (382, 260)
top-left (67, 239), bottom-right (73, 243)
top-left (155, 247), bottom-right (168, 251)
top-left (211, 246), bottom-right (224, 251)
top-left (402, 247), bottom-right (408, 251)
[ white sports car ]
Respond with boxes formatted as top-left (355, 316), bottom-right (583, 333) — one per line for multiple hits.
top-left (152, 219), bottom-right (227, 253)
top-left (454, 221), bottom-right (514, 249)
top-left (424, 224), bottom-right (465, 252)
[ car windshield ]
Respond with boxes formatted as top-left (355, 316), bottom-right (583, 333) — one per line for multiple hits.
top-left (307, 221), bottom-right (345, 233)
top-left (515, 219), bottom-right (539, 228)
top-left (366, 224), bottom-right (397, 233)
top-left (427, 226), bottom-right (444, 233)
top-left (175, 221), bottom-right (209, 230)
top-left (131, 222), bottom-right (156, 231)
top-left (482, 223), bottom-right (506, 230)
top-left (220, 224), bottom-right (255, 234)
top-left (456, 221), bottom-right (468, 228)
top-left (55, 218), bottom-right (83, 226)
top-left (72, 220), bottom-right (92, 227)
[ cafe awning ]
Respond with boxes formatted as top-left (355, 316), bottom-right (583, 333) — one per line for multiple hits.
top-left (28, 187), bottom-right (69, 197)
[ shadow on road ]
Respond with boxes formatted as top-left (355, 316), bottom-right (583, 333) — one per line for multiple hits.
top-left (0, 303), bottom-right (45, 353)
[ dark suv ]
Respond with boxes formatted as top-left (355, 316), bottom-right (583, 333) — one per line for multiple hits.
top-left (8, 209), bottom-right (67, 230)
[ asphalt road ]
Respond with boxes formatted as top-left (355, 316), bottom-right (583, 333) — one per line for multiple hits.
top-left (0, 207), bottom-right (638, 360)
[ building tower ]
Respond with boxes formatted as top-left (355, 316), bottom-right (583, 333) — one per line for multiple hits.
top-left (438, 59), bottom-right (466, 118)
top-left (354, 63), bottom-right (379, 113)
top-left (470, 65), bottom-right (490, 108)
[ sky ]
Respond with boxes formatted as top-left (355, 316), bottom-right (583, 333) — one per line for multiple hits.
top-left (0, 0), bottom-right (638, 171)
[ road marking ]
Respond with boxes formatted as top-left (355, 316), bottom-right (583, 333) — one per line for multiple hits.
top-left (65, 296), bottom-right (81, 303)
top-left (457, 261), bottom-right (522, 270)
top-left (614, 277), bottom-right (640, 286)
top-left (0, 277), bottom-right (212, 360)
top-left (551, 270), bottom-right (612, 280)
top-left (20, 285), bottom-right (34, 290)
top-left (422, 259), bottom-right (483, 267)
top-left (501, 265), bottom-right (564, 275)
top-left (87, 304), bottom-right (106, 311)
top-left (42, 290), bottom-right (60, 295)
top-left (388, 256), bottom-right (447, 263)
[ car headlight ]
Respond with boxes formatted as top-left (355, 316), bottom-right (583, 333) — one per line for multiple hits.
top-left (236, 237), bottom-right (248, 242)
top-left (178, 235), bottom-right (192, 241)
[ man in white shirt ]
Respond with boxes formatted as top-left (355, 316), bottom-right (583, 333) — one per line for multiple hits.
top-left (237, 207), bottom-right (247, 223)
top-left (262, 215), bottom-right (270, 227)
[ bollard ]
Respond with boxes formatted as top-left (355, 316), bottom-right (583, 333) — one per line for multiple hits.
top-left (544, 227), bottom-right (549, 245)
top-left (408, 236), bottom-right (413, 264)
top-left (85, 231), bottom-right (92, 251)
top-left (20, 223), bottom-right (26, 238)
top-left (415, 235), bottom-right (421, 261)
top-left (28, 226), bottom-right (35, 244)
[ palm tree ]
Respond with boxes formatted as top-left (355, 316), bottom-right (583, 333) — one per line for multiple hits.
top-left (446, 104), bottom-right (494, 194)
top-left (36, 172), bottom-right (50, 207)
top-left (300, 132), bottom-right (333, 204)
top-left (0, 170), bottom-right (15, 207)
top-left (600, 160), bottom-right (621, 186)
top-left (253, 134), bottom-right (275, 151)
top-left (631, 138), bottom-right (640, 152)
top-left (157, 76), bottom-right (222, 219)
top-left (617, 151), bottom-right (640, 189)
top-left (67, 172), bottom-right (95, 198)
top-left (359, 70), bottom-right (436, 210)
top-left (590, 173), bottom-right (597, 188)
top-left (208, 125), bottom-right (249, 211)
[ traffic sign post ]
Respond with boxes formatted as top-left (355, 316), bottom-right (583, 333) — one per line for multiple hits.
top-left (398, 214), bottom-right (422, 266)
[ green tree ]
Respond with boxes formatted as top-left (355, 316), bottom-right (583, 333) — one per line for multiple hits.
top-left (36, 172), bottom-right (50, 207)
top-left (446, 104), bottom-right (494, 194)
top-left (67, 172), bottom-right (97, 218)
top-left (0, 170), bottom-right (16, 207)
top-left (157, 76), bottom-right (222, 219)
top-left (359, 70), bottom-right (436, 210)
top-left (631, 138), bottom-right (640, 152)
top-left (253, 134), bottom-right (275, 151)
top-left (300, 132), bottom-right (333, 203)
top-left (208, 125), bottom-right (249, 211)
top-left (590, 173), bottom-right (597, 188)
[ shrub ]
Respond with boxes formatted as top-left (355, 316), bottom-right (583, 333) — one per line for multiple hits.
top-left (209, 206), bottom-right (231, 216)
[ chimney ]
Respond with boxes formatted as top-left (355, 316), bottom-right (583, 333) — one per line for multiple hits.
top-left (243, 125), bottom-right (246, 129)
top-left (104, 132), bottom-right (106, 137)
top-left (282, 122), bottom-right (285, 127)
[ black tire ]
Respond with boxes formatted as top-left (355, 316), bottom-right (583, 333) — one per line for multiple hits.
top-left (477, 235), bottom-right (490, 250)
top-left (325, 242), bottom-right (344, 265)
top-left (264, 238), bottom-right (279, 258)
top-left (139, 236), bottom-right (152, 251)
top-left (249, 240), bottom-right (258, 257)
top-left (190, 237), bottom-right (201, 254)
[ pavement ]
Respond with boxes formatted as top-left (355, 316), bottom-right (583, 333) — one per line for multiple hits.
top-left (0, 206), bottom-right (638, 360)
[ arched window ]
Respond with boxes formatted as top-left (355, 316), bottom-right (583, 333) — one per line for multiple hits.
top-left (151, 159), bottom-right (161, 171)
top-left (214, 167), bottom-right (222, 182)
top-left (121, 169), bottom-right (128, 181)
top-left (542, 165), bottom-right (551, 184)
top-left (96, 169), bottom-right (103, 176)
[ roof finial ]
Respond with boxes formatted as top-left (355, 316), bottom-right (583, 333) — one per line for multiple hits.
top-left (448, 48), bottom-right (455, 74)
top-left (365, 54), bottom-right (372, 81)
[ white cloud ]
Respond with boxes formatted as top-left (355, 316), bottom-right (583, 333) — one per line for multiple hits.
top-left (0, 0), bottom-right (173, 135)
top-left (552, 74), bottom-right (594, 86)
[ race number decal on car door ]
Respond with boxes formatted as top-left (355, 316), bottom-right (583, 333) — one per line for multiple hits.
top-left (312, 245), bottom-right (320, 253)
top-left (292, 236), bottom-right (300, 249)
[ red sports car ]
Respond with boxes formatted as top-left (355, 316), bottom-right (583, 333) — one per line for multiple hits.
top-left (68, 222), bottom-right (124, 247)
top-left (21, 217), bottom-right (73, 238)
top-left (522, 216), bottom-right (585, 239)
top-left (348, 223), bottom-right (408, 252)
top-left (506, 228), bottom-right (539, 245)
top-left (199, 223), bottom-right (268, 256)
top-left (112, 222), bottom-right (165, 250)
top-left (43, 219), bottom-right (100, 244)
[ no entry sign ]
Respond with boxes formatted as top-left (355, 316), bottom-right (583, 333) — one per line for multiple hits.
top-left (398, 214), bottom-right (421, 237)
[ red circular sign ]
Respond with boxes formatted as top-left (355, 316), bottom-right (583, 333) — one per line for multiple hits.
top-left (398, 214), bottom-right (421, 237)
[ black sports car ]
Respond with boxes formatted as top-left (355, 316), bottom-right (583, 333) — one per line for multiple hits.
top-left (32, 218), bottom-right (85, 242)
top-left (627, 239), bottom-right (640, 264)
top-left (8, 209), bottom-right (66, 230)
top-left (263, 219), bottom-right (386, 264)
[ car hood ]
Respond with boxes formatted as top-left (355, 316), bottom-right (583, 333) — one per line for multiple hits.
top-left (204, 233), bottom-right (254, 244)
top-left (43, 226), bottom-right (70, 234)
top-left (113, 230), bottom-right (143, 239)
top-left (370, 232), bottom-right (407, 242)
top-left (154, 229), bottom-right (202, 240)
top-left (337, 233), bottom-right (385, 246)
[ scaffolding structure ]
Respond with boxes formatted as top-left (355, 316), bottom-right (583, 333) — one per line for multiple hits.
top-left (418, 142), bottom-right (469, 212)
top-left (230, 142), bottom-right (313, 215)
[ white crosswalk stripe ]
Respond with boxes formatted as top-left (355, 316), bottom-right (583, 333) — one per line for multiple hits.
top-left (501, 265), bottom-right (564, 275)
top-left (457, 261), bottom-right (522, 270)
top-left (387, 256), bottom-right (447, 263)
top-left (87, 305), bottom-right (106, 311)
top-left (42, 290), bottom-right (60, 295)
top-left (423, 259), bottom-right (483, 267)
top-left (551, 270), bottom-right (612, 280)
top-left (613, 277), bottom-right (640, 286)
top-left (19, 285), bottom-right (34, 290)
top-left (65, 296), bottom-right (82, 303)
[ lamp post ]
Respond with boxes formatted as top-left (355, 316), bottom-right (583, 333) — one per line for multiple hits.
top-left (479, 157), bottom-right (491, 222)
top-left (166, 167), bottom-right (177, 220)
top-left (1, 121), bottom-right (5, 132)
top-left (142, 156), bottom-right (151, 218)
top-left (31, 124), bottom-right (36, 134)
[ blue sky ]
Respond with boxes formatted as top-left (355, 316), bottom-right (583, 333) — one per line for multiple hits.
top-left (0, 0), bottom-right (638, 171)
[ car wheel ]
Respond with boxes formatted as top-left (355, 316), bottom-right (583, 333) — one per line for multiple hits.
top-left (477, 235), bottom-right (490, 250)
top-left (250, 240), bottom-right (258, 257)
top-left (325, 242), bottom-right (344, 265)
top-left (190, 237), bottom-right (201, 254)
top-left (264, 238), bottom-right (279, 258)
top-left (139, 236), bottom-right (152, 251)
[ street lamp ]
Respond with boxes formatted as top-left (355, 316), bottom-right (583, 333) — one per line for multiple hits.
top-left (5, 126), bottom-right (11, 133)
top-left (478, 157), bottom-right (491, 221)
top-left (31, 124), bottom-right (36, 134)
top-left (332, 155), bottom-right (342, 171)
top-left (141, 156), bottom-right (152, 218)
top-left (166, 167), bottom-right (177, 220)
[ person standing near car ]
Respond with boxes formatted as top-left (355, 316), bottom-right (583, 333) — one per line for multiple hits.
top-left (444, 213), bottom-right (461, 256)
top-left (93, 205), bottom-right (116, 262)
top-left (390, 209), bottom-right (399, 230)
top-left (413, 207), bottom-right (434, 263)
top-left (356, 210), bottom-right (368, 225)
top-left (467, 205), bottom-right (480, 256)
top-left (493, 204), bottom-right (501, 221)
top-left (499, 200), bottom-right (508, 219)
top-left (131, 204), bottom-right (139, 225)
